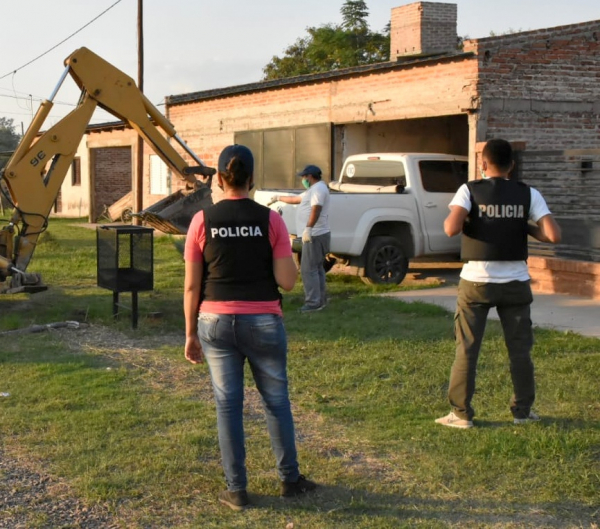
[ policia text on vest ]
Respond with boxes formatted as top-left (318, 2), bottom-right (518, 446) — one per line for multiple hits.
top-left (461, 179), bottom-right (531, 262)
top-left (210, 226), bottom-right (264, 238)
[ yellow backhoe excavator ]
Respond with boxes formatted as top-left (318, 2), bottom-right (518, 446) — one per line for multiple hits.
top-left (0, 47), bottom-right (214, 294)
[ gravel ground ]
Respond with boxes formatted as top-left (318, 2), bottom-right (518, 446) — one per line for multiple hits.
top-left (0, 451), bottom-right (121, 529)
top-left (0, 326), bottom-right (189, 529)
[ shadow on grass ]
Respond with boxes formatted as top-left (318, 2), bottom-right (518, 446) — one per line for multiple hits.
top-left (242, 485), bottom-right (597, 527)
top-left (285, 295), bottom-right (455, 344)
top-left (0, 283), bottom-right (183, 333)
top-left (473, 417), bottom-right (600, 430)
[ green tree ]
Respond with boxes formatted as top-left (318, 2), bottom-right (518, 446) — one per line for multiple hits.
top-left (0, 117), bottom-right (20, 170)
top-left (262, 0), bottom-right (390, 80)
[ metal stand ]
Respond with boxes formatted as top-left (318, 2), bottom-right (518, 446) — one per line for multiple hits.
top-left (97, 224), bottom-right (154, 331)
top-left (112, 291), bottom-right (140, 329)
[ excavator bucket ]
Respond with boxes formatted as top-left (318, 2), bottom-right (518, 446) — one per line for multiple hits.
top-left (137, 186), bottom-right (213, 235)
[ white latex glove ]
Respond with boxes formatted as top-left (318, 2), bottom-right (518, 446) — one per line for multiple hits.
top-left (267, 195), bottom-right (280, 206)
top-left (302, 227), bottom-right (313, 243)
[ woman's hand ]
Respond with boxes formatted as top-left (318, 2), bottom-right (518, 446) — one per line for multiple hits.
top-left (185, 334), bottom-right (204, 364)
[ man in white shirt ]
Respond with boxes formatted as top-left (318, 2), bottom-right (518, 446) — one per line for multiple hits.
top-left (435, 139), bottom-right (561, 429)
top-left (272, 165), bottom-right (331, 312)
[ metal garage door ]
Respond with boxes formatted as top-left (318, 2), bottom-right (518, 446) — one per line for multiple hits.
top-left (235, 123), bottom-right (331, 191)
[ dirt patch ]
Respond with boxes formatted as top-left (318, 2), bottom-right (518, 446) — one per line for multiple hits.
top-left (0, 450), bottom-right (120, 529)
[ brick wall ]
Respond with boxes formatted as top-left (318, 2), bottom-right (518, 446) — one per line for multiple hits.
top-left (465, 21), bottom-right (600, 149)
top-left (92, 146), bottom-right (132, 220)
top-left (464, 21), bottom-right (600, 297)
top-left (87, 127), bottom-right (140, 220)
top-left (391, 2), bottom-right (458, 58)
top-left (167, 57), bottom-right (478, 167)
top-left (529, 256), bottom-right (600, 298)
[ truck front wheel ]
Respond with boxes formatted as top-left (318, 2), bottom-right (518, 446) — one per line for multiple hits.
top-left (362, 236), bottom-right (408, 285)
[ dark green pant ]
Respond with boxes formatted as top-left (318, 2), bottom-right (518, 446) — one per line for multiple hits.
top-left (448, 279), bottom-right (535, 421)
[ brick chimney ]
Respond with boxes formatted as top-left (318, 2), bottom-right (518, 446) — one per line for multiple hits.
top-left (390, 2), bottom-right (458, 59)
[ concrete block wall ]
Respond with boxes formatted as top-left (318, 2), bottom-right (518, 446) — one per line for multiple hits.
top-left (517, 151), bottom-right (600, 224)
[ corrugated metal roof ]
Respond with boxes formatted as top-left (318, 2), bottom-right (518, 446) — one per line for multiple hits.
top-left (166, 51), bottom-right (474, 106)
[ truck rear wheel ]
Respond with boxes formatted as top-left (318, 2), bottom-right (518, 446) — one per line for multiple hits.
top-left (362, 236), bottom-right (408, 285)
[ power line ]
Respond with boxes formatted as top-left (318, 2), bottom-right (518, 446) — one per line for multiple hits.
top-left (0, 0), bottom-right (124, 81)
top-left (0, 93), bottom-right (76, 107)
top-left (0, 109), bottom-right (67, 119)
top-left (0, 93), bottom-right (35, 100)
top-left (0, 110), bottom-right (35, 117)
top-left (0, 85), bottom-right (33, 96)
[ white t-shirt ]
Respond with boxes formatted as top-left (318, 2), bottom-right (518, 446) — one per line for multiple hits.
top-left (450, 182), bottom-right (552, 283)
top-left (295, 180), bottom-right (331, 236)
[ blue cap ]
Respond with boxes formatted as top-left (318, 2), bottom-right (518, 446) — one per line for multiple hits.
top-left (218, 144), bottom-right (254, 174)
top-left (297, 164), bottom-right (322, 178)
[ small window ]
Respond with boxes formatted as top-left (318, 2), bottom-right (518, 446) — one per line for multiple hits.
top-left (71, 158), bottom-right (81, 186)
top-left (419, 160), bottom-right (468, 193)
top-left (150, 154), bottom-right (169, 195)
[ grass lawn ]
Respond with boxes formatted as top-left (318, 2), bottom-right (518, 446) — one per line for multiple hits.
top-left (1, 218), bottom-right (599, 528)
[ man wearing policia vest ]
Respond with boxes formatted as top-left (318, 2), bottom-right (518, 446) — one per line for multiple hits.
top-left (436, 139), bottom-right (562, 429)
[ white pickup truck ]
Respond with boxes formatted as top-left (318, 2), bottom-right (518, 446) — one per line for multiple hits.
top-left (254, 153), bottom-right (468, 285)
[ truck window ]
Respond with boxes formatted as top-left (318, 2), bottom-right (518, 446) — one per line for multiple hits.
top-left (419, 160), bottom-right (468, 193)
top-left (343, 160), bottom-right (406, 187)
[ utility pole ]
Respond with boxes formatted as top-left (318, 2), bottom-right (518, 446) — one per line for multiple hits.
top-left (134, 0), bottom-right (144, 224)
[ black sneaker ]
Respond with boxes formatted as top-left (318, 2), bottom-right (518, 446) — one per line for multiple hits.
top-left (281, 475), bottom-right (317, 497)
top-left (218, 490), bottom-right (249, 511)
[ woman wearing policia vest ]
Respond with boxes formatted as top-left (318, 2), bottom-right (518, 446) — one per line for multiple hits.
top-left (183, 145), bottom-right (316, 511)
top-left (435, 138), bottom-right (562, 429)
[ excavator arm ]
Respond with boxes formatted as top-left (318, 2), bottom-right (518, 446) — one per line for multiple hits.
top-left (0, 47), bottom-right (214, 294)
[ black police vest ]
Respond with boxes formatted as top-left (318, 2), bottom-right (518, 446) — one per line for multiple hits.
top-left (461, 178), bottom-right (531, 261)
top-left (202, 199), bottom-right (280, 302)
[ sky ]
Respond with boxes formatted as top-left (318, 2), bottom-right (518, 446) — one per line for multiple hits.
top-left (1, 0), bottom-right (599, 134)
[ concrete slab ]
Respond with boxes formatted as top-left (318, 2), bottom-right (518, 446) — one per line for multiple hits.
top-left (383, 287), bottom-right (600, 338)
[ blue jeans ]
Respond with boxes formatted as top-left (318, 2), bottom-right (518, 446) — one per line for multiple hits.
top-left (197, 313), bottom-right (300, 491)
